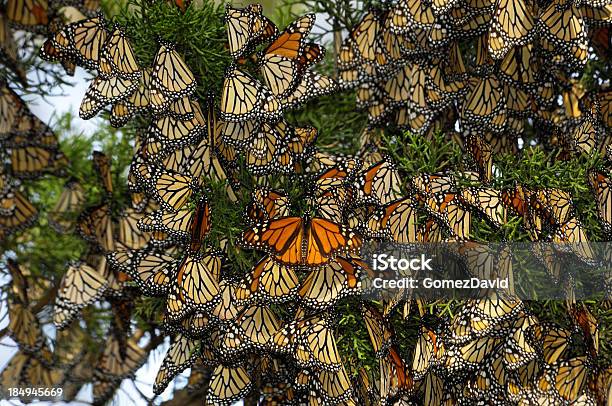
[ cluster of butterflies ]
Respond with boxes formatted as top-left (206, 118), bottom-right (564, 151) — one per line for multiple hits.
top-left (1, 254), bottom-right (151, 405)
top-left (1, 0), bottom-right (611, 404)
top-left (0, 82), bottom-right (67, 242)
top-left (1, 1), bottom-right (105, 243)
top-left (9, 151), bottom-right (157, 404)
top-left (219, 4), bottom-right (337, 175)
top-left (40, 12), bottom-right (165, 128)
top-left (359, 295), bottom-right (611, 405)
top-left (337, 0), bottom-right (611, 155)
top-left (1, 0), bottom-right (100, 83)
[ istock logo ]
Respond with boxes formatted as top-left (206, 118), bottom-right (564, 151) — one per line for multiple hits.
top-left (372, 253), bottom-right (433, 271)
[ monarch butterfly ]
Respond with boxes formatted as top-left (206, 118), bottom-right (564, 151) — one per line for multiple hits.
top-left (350, 9), bottom-right (385, 63)
top-left (162, 282), bottom-right (193, 324)
top-left (110, 69), bottom-right (151, 128)
top-left (538, 1), bottom-right (588, 49)
top-left (79, 75), bottom-right (138, 120)
top-left (0, 351), bottom-right (30, 389)
top-left (235, 256), bottom-right (299, 305)
top-left (220, 65), bottom-right (281, 122)
top-left (162, 96), bottom-right (196, 121)
top-left (413, 173), bottom-right (454, 199)
top-left (464, 133), bottom-right (493, 183)
top-left (98, 25), bottom-right (140, 80)
top-left (464, 353), bottom-right (507, 399)
top-left (502, 312), bottom-right (539, 370)
top-left (76, 203), bottom-right (114, 252)
top-left (313, 190), bottom-right (346, 223)
top-left (552, 217), bottom-right (596, 264)
top-left (224, 4), bottom-right (278, 60)
top-left (497, 47), bottom-right (537, 93)
top-left (53, 260), bottom-right (108, 328)
top-left (311, 364), bottom-right (356, 404)
top-left (96, 333), bottom-right (147, 381)
top-left (258, 14), bottom-right (317, 98)
top-left (207, 364), bottom-right (253, 405)
top-left (532, 188), bottom-right (574, 226)
top-left (459, 187), bottom-right (507, 228)
top-left (108, 247), bottom-right (177, 296)
top-left (589, 170), bottom-right (611, 234)
top-left (355, 158), bottom-right (402, 205)
top-left (92, 151), bottom-right (113, 194)
top-left (379, 346), bottom-right (414, 401)
top-left (446, 336), bottom-right (501, 372)
top-left (244, 187), bottom-right (290, 225)
top-left (0, 189), bottom-right (38, 238)
top-left (139, 198), bottom-right (210, 249)
top-left (153, 334), bottom-right (200, 395)
top-left (48, 178), bottom-right (85, 232)
top-left (0, 83), bottom-right (23, 136)
top-left (64, 16), bottom-right (109, 69)
top-left (209, 280), bottom-right (243, 322)
top-left (147, 97), bottom-right (203, 143)
top-left (392, 0), bottom-right (450, 47)
top-left (365, 197), bottom-right (418, 243)
top-left (488, 0), bottom-right (534, 59)
top-left (189, 135), bottom-right (236, 204)
top-left (361, 304), bottom-right (395, 358)
top-left (449, 299), bottom-right (504, 345)
top-left (241, 216), bottom-right (362, 266)
top-left (425, 192), bottom-right (471, 240)
top-left (221, 305), bottom-right (281, 356)
top-left (314, 158), bottom-right (362, 193)
top-left (245, 120), bottom-right (294, 175)
top-left (570, 303), bottom-right (599, 359)
top-left (116, 209), bottom-right (149, 249)
top-left (6, 258), bottom-right (31, 305)
top-left (279, 70), bottom-right (337, 111)
top-left (92, 376), bottom-right (121, 405)
top-left (1, 11), bottom-right (27, 83)
top-left (176, 250), bottom-right (222, 310)
top-left (7, 300), bottom-right (44, 354)
top-left (540, 324), bottom-right (571, 365)
top-left (571, 115), bottom-right (601, 154)
top-left (150, 41), bottom-right (195, 109)
top-left (221, 118), bottom-right (258, 148)
top-left (299, 256), bottom-right (364, 308)
top-left (551, 356), bottom-right (590, 402)
top-left (393, 104), bottom-right (435, 135)
top-left (14, 147), bottom-right (65, 177)
top-left (18, 350), bottom-right (64, 389)
top-left (461, 75), bottom-right (507, 132)
top-left (271, 315), bottom-right (343, 371)
top-left (6, 0), bottom-right (49, 31)
top-left (146, 168), bottom-right (200, 211)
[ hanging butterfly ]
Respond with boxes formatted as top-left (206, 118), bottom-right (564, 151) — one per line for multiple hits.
top-left (98, 24), bottom-right (140, 80)
top-left (48, 178), bottom-right (85, 232)
top-left (207, 364), bottom-right (253, 405)
top-left (234, 256), bottom-right (299, 305)
top-left (258, 13), bottom-right (318, 98)
top-left (153, 334), bottom-right (201, 394)
top-left (589, 170), bottom-right (611, 235)
top-left (53, 260), bottom-right (108, 329)
top-left (270, 314), bottom-right (343, 371)
top-left (487, 0), bottom-right (535, 59)
top-left (220, 65), bottom-right (281, 122)
top-left (149, 40), bottom-right (196, 114)
top-left (298, 255), bottom-right (365, 309)
top-left (224, 3), bottom-right (278, 60)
